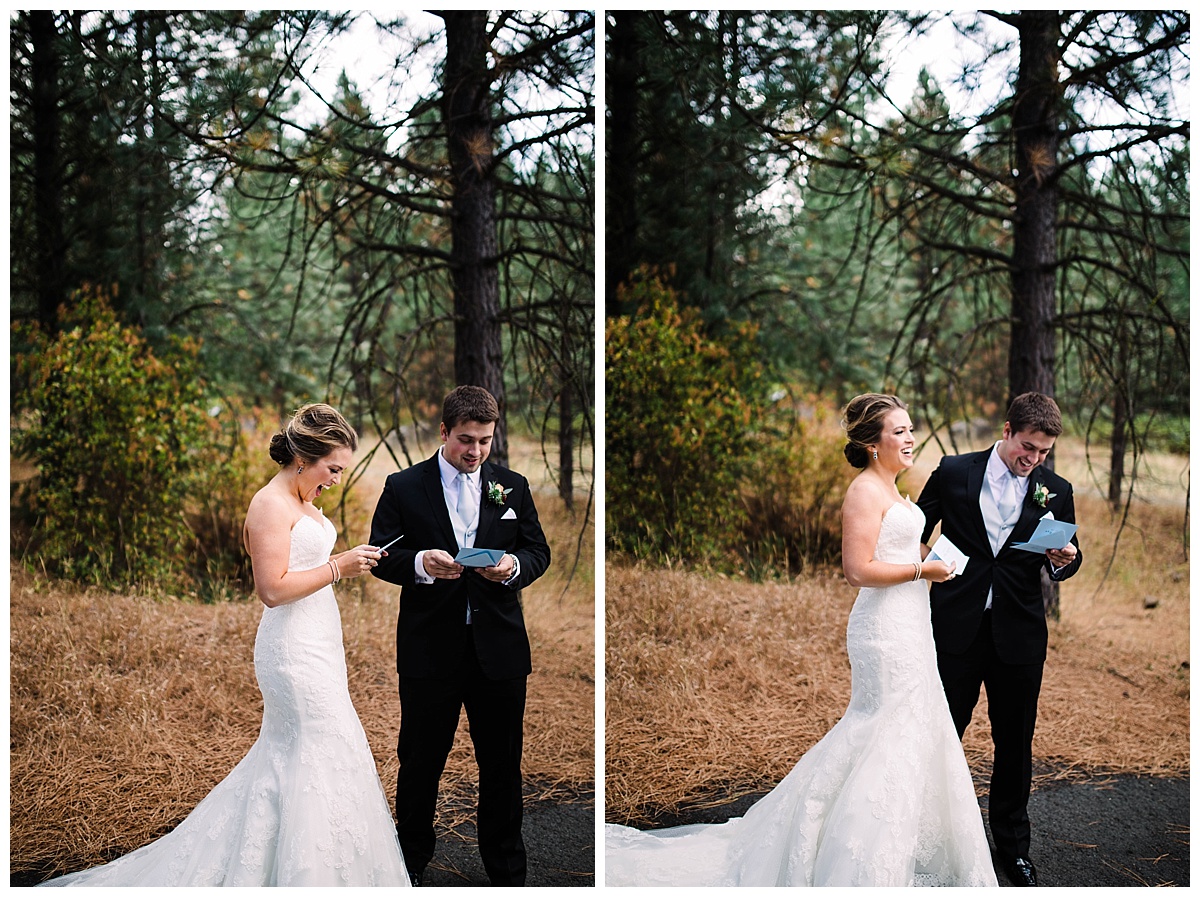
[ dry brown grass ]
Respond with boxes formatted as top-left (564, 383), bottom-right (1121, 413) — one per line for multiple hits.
top-left (606, 441), bottom-right (1188, 825)
top-left (10, 435), bottom-right (595, 879)
top-left (605, 566), bottom-right (856, 822)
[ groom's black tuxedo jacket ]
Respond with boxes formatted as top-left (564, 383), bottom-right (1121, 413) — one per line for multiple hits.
top-left (369, 454), bottom-right (550, 680)
top-left (917, 449), bottom-right (1082, 666)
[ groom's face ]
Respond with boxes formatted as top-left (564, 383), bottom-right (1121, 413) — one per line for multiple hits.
top-left (997, 422), bottom-right (1056, 478)
top-left (440, 419), bottom-right (495, 474)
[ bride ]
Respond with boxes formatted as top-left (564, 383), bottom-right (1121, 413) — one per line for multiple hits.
top-left (40, 404), bottom-right (411, 887)
top-left (605, 394), bottom-right (998, 887)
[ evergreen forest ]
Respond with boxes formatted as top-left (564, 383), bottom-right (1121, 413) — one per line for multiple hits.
top-left (11, 10), bottom-right (595, 592)
top-left (605, 11), bottom-right (1189, 573)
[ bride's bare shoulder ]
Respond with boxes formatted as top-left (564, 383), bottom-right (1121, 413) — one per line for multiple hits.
top-left (245, 479), bottom-right (294, 528)
top-left (843, 474), bottom-right (892, 515)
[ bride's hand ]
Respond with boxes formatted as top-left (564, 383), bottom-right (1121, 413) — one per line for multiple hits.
top-left (922, 559), bottom-right (957, 583)
top-left (332, 545), bottom-right (384, 579)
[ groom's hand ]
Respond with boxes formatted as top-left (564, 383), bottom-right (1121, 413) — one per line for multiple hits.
top-left (422, 549), bottom-right (464, 579)
top-left (1045, 542), bottom-right (1077, 568)
top-left (479, 554), bottom-right (516, 583)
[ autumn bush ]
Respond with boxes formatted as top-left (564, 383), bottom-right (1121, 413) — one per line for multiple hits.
top-left (12, 289), bottom-right (223, 590)
top-left (606, 272), bottom-right (770, 564)
top-left (183, 405), bottom-right (282, 600)
top-left (606, 273), bottom-right (854, 575)
top-left (736, 400), bottom-right (854, 575)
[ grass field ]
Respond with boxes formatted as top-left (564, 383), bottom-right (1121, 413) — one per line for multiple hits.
top-left (606, 439), bottom-right (1189, 824)
top-left (10, 434), bottom-right (595, 880)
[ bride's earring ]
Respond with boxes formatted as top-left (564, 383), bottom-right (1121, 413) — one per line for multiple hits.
top-left (872, 450), bottom-right (878, 460)
top-left (298, 464), bottom-right (304, 474)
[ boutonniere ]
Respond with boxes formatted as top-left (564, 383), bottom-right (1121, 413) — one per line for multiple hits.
top-left (486, 480), bottom-right (512, 506)
top-left (1032, 483), bottom-right (1056, 508)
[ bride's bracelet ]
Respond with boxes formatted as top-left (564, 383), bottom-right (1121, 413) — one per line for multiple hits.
top-left (328, 559), bottom-right (341, 584)
top-left (911, 562), bottom-right (922, 582)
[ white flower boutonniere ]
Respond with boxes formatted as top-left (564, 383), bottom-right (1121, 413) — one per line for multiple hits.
top-left (486, 480), bottom-right (512, 506)
top-left (1032, 483), bottom-right (1056, 508)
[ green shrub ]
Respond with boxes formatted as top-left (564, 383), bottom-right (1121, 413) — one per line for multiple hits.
top-left (13, 289), bottom-right (222, 591)
top-left (183, 402), bottom-right (282, 600)
top-left (737, 399), bottom-right (854, 575)
top-left (606, 273), bottom-right (769, 564)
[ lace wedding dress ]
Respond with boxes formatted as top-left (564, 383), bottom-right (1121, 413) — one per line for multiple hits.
top-left (605, 501), bottom-right (998, 887)
top-left (41, 514), bottom-right (411, 887)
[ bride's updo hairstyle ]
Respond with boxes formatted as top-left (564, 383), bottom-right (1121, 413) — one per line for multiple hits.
top-left (268, 403), bottom-right (358, 468)
top-left (842, 394), bottom-right (907, 469)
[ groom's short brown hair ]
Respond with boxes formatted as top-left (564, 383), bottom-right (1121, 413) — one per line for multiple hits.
top-left (442, 385), bottom-right (500, 430)
top-left (1006, 392), bottom-right (1063, 437)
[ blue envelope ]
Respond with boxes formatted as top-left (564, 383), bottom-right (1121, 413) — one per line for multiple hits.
top-left (454, 547), bottom-right (505, 567)
top-left (1012, 519), bottom-right (1077, 553)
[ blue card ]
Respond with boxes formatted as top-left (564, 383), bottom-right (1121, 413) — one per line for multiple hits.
top-left (1012, 518), bottom-right (1077, 553)
top-left (454, 547), bottom-right (505, 567)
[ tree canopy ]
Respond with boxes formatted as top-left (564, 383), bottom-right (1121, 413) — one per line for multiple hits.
top-left (11, 11), bottom-right (595, 590)
top-left (12, 10), bottom-right (595, 470)
top-left (607, 10), bottom-right (1188, 497)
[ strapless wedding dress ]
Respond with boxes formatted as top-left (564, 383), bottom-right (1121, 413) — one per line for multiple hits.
top-left (605, 501), bottom-right (998, 886)
top-left (40, 513), bottom-right (411, 887)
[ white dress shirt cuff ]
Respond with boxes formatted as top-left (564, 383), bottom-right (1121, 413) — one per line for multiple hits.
top-left (502, 554), bottom-right (521, 587)
top-left (1047, 559), bottom-right (1070, 579)
top-left (414, 550), bottom-right (435, 584)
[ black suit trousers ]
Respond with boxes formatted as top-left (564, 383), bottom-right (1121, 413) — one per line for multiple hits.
top-left (395, 626), bottom-right (527, 886)
top-left (936, 610), bottom-right (1043, 862)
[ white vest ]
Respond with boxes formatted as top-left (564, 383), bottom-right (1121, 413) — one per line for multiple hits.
top-left (979, 478), bottom-right (1021, 556)
top-left (979, 478), bottom-right (1022, 609)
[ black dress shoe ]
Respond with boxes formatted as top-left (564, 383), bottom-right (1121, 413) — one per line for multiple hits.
top-left (1000, 856), bottom-right (1038, 887)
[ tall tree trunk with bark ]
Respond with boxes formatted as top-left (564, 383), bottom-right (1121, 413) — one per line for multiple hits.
top-left (558, 358), bottom-right (575, 511)
top-left (606, 12), bottom-right (640, 316)
top-left (1009, 10), bottom-right (1063, 616)
top-left (31, 10), bottom-right (66, 330)
top-left (1009, 10), bottom-right (1060, 401)
top-left (1109, 339), bottom-right (1131, 510)
top-left (440, 11), bottom-right (508, 466)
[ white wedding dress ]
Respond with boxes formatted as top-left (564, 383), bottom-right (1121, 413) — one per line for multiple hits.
top-left (40, 513), bottom-right (411, 887)
top-left (605, 501), bottom-right (998, 886)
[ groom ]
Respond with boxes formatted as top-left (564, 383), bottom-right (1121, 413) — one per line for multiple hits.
top-left (917, 392), bottom-right (1082, 887)
top-left (369, 385), bottom-right (551, 886)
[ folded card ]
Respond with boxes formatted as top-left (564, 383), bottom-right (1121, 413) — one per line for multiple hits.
top-left (454, 547), bottom-right (506, 567)
top-left (1012, 518), bottom-right (1077, 553)
top-left (928, 534), bottom-right (969, 575)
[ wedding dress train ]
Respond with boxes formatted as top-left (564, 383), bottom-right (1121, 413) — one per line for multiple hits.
top-left (605, 501), bottom-right (998, 886)
top-left (40, 513), bottom-right (410, 887)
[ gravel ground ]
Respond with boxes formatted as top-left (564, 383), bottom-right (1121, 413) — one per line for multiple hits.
top-left (417, 799), bottom-right (595, 887)
top-left (12, 801), bottom-right (597, 888)
top-left (11, 797), bottom-right (597, 888)
top-left (15, 775), bottom-right (1184, 887)
top-left (1011, 773), bottom-right (1188, 887)
top-left (614, 771), bottom-right (1188, 888)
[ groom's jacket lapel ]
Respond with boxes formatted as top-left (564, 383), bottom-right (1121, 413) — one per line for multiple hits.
top-left (965, 452), bottom-right (992, 552)
top-left (475, 461), bottom-right (501, 545)
top-left (422, 455), bottom-right (459, 549)
top-left (1003, 468), bottom-right (1046, 552)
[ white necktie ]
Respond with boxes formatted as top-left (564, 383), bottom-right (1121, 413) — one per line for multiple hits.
top-left (998, 471), bottom-right (1018, 522)
top-left (456, 472), bottom-right (477, 529)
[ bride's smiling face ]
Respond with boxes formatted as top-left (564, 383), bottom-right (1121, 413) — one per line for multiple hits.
top-left (871, 409), bottom-right (916, 472)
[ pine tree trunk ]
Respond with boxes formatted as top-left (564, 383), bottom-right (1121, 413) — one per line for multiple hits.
top-left (1009, 11), bottom-right (1062, 618)
top-left (31, 10), bottom-right (66, 330)
top-left (1009, 10), bottom-right (1060, 402)
top-left (559, 367), bottom-right (574, 511)
top-left (606, 12), bottom-right (640, 316)
top-left (1109, 380), bottom-right (1129, 511)
top-left (440, 11), bottom-right (508, 466)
